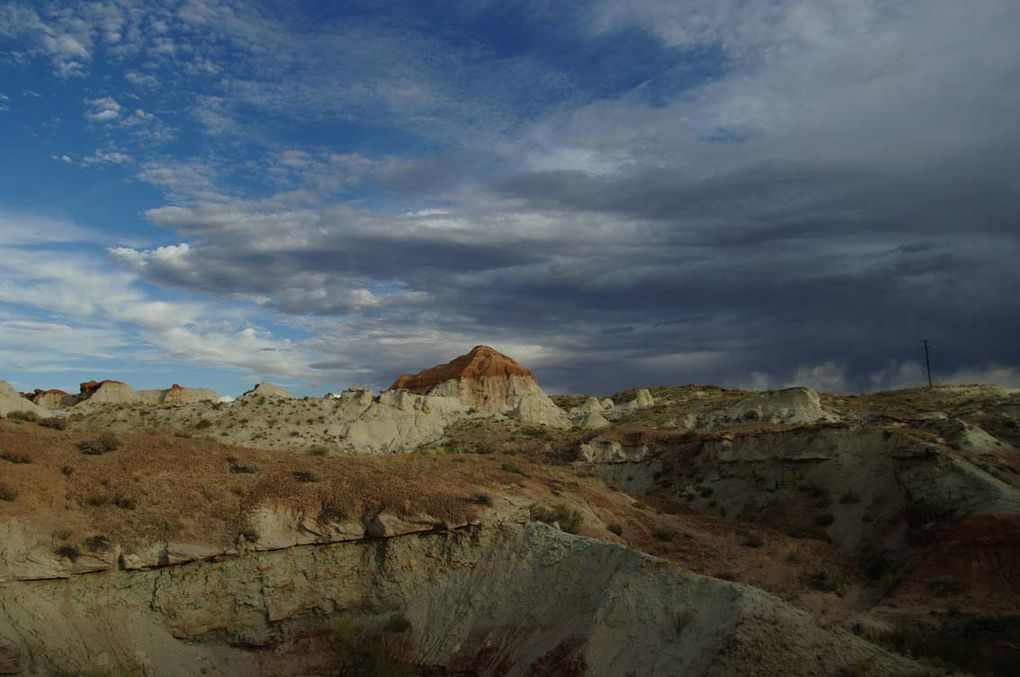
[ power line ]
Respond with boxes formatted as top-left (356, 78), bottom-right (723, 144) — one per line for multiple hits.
top-left (922, 339), bottom-right (933, 388)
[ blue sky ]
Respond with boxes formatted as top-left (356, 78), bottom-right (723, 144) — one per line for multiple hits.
top-left (1, 0), bottom-right (1019, 397)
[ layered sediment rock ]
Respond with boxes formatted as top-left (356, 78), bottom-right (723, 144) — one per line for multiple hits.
top-left (0, 520), bottom-right (923, 676)
top-left (390, 345), bottom-right (569, 427)
top-left (159, 383), bottom-right (219, 405)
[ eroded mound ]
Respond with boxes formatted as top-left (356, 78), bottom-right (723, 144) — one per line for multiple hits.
top-left (390, 345), bottom-right (533, 392)
top-left (0, 382), bottom-right (49, 418)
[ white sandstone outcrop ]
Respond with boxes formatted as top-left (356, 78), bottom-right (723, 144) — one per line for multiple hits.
top-left (578, 438), bottom-right (650, 463)
top-left (723, 387), bottom-right (833, 425)
top-left (570, 396), bottom-right (604, 415)
top-left (0, 382), bottom-right (50, 418)
top-left (625, 388), bottom-right (655, 409)
top-left (241, 382), bottom-right (295, 400)
top-left (940, 419), bottom-right (1011, 455)
top-left (599, 388), bottom-right (655, 422)
top-left (338, 390), bottom-right (468, 452)
top-left (577, 409), bottom-right (612, 430)
top-left (157, 384), bottom-right (219, 405)
top-left (81, 380), bottom-right (140, 405)
top-left (27, 380), bottom-right (222, 411)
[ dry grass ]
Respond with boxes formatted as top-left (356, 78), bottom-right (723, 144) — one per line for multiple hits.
top-left (829, 384), bottom-right (1015, 421)
top-left (0, 418), bottom-right (856, 615)
top-left (5, 410), bottom-right (40, 423)
top-left (0, 419), bottom-right (515, 549)
top-left (440, 418), bottom-right (587, 463)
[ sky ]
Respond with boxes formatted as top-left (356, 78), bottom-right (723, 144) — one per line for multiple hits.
top-left (1, 0), bottom-right (1019, 397)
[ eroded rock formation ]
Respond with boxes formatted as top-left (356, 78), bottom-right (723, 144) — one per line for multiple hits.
top-left (722, 387), bottom-right (833, 425)
top-left (391, 345), bottom-right (569, 427)
top-left (0, 520), bottom-right (924, 676)
top-left (241, 382), bottom-right (295, 400)
top-left (24, 389), bottom-right (72, 409)
top-left (0, 381), bottom-right (49, 418)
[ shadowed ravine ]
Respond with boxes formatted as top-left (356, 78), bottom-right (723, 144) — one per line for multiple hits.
top-left (0, 520), bottom-right (924, 676)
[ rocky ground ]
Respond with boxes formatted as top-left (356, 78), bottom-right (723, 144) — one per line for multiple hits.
top-left (1, 348), bottom-right (1018, 675)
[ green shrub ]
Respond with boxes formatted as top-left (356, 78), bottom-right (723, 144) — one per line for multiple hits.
top-left (807, 570), bottom-right (847, 594)
top-left (468, 491), bottom-right (493, 506)
top-left (84, 535), bottom-right (110, 552)
top-left (0, 481), bottom-right (17, 502)
top-left (39, 417), bottom-right (68, 430)
top-left (501, 462), bottom-right (525, 475)
top-left (54, 544), bottom-right (80, 562)
top-left (293, 470), bottom-right (318, 483)
top-left (112, 494), bottom-right (136, 510)
top-left (741, 532), bottom-right (764, 548)
top-left (226, 455), bottom-right (258, 473)
top-left (607, 522), bottom-right (623, 536)
top-left (195, 418), bottom-right (213, 430)
top-left (0, 449), bottom-right (30, 464)
top-left (79, 431), bottom-right (120, 454)
top-left (653, 528), bottom-right (676, 541)
top-left (6, 410), bottom-right (39, 422)
top-left (331, 615), bottom-right (361, 650)
top-left (381, 613), bottom-right (412, 633)
top-left (529, 503), bottom-right (582, 534)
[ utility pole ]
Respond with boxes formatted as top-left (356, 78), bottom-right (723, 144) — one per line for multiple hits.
top-left (922, 339), bottom-right (933, 388)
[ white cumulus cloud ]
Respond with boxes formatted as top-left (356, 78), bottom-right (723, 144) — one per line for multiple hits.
top-left (85, 96), bottom-right (121, 122)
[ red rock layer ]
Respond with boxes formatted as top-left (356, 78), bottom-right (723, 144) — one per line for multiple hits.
top-left (389, 345), bottom-right (532, 393)
top-left (20, 388), bottom-right (69, 402)
top-left (896, 514), bottom-right (1020, 609)
top-left (79, 379), bottom-right (126, 399)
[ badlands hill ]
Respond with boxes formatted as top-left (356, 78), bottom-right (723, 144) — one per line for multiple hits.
top-left (16, 379), bottom-right (219, 411)
top-left (390, 344), bottom-right (570, 424)
top-left (1, 347), bottom-right (1018, 675)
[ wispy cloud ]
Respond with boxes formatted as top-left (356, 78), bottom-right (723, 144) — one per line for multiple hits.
top-left (0, 210), bottom-right (317, 382)
top-left (84, 96), bottom-right (121, 122)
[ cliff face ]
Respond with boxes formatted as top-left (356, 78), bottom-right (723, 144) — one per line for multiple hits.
top-left (0, 381), bottom-right (49, 418)
top-left (0, 520), bottom-right (922, 677)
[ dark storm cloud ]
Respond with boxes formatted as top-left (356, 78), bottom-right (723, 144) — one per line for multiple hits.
top-left (111, 0), bottom-right (1020, 393)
